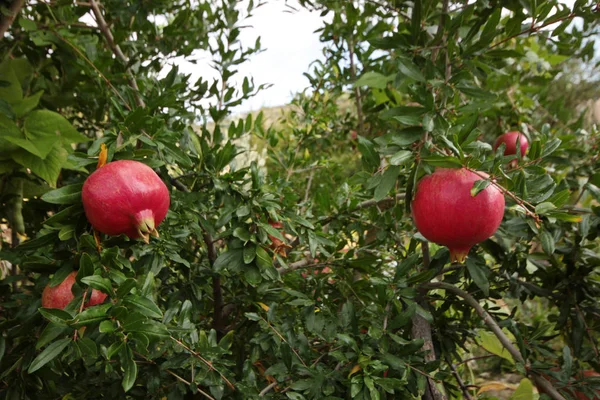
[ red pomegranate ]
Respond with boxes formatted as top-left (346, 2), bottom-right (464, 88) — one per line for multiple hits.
top-left (82, 160), bottom-right (170, 242)
top-left (411, 168), bottom-right (505, 263)
top-left (493, 131), bottom-right (529, 157)
top-left (42, 271), bottom-right (107, 309)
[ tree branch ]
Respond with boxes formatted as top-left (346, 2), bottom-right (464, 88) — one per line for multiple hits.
top-left (423, 282), bottom-right (566, 400)
top-left (0, 0), bottom-right (27, 38)
top-left (89, 0), bottom-right (145, 108)
top-left (412, 243), bottom-right (447, 400)
top-left (319, 193), bottom-right (405, 225)
top-left (490, 13), bottom-right (576, 50)
top-left (348, 34), bottom-right (364, 136)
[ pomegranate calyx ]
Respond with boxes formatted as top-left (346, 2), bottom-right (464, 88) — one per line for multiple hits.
top-left (449, 247), bottom-right (471, 264)
top-left (134, 210), bottom-right (156, 243)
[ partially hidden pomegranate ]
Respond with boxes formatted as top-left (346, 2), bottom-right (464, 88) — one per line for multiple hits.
top-left (82, 160), bottom-right (170, 243)
top-left (42, 271), bottom-right (107, 309)
top-left (411, 168), bottom-right (505, 263)
top-left (493, 131), bottom-right (529, 157)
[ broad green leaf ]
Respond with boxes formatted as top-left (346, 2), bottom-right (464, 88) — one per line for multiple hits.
top-left (70, 303), bottom-right (111, 327)
top-left (389, 150), bottom-right (413, 166)
top-left (81, 275), bottom-right (112, 294)
top-left (357, 135), bottom-right (380, 171)
top-left (12, 145), bottom-right (68, 187)
top-left (77, 337), bottom-right (98, 359)
top-left (397, 57), bottom-right (425, 82)
top-left (13, 90), bottom-right (43, 118)
top-left (471, 179), bottom-right (491, 197)
top-left (0, 114), bottom-right (22, 155)
top-left (466, 258), bottom-right (489, 296)
top-left (421, 155), bottom-right (462, 168)
top-left (38, 308), bottom-right (73, 326)
top-left (24, 110), bottom-right (89, 145)
top-left (123, 295), bottom-right (163, 319)
top-left (0, 60), bottom-right (23, 103)
top-left (374, 166), bottom-right (399, 201)
top-left (28, 338), bottom-right (71, 373)
top-left (41, 184), bottom-right (83, 204)
top-left (509, 378), bottom-right (533, 400)
top-left (36, 323), bottom-right (69, 350)
top-left (120, 345), bottom-right (137, 392)
top-left (476, 330), bottom-right (515, 364)
top-left (213, 248), bottom-right (244, 272)
top-left (243, 243), bottom-right (256, 264)
top-left (354, 72), bottom-right (393, 89)
top-left (539, 230), bottom-right (555, 255)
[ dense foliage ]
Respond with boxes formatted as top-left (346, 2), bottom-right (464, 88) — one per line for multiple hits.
top-left (1, 1), bottom-right (600, 399)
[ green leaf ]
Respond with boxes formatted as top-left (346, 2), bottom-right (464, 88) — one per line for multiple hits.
top-left (213, 248), bottom-right (244, 272)
top-left (38, 308), bottom-right (73, 326)
top-left (28, 338), bottom-right (71, 373)
top-left (466, 258), bottom-right (489, 296)
top-left (397, 57), bottom-right (425, 82)
top-left (0, 60), bottom-right (23, 103)
top-left (357, 135), bottom-right (380, 171)
top-left (0, 114), bottom-right (22, 155)
top-left (71, 304), bottom-right (112, 327)
top-left (421, 155), bottom-right (462, 168)
top-left (476, 330), bottom-right (515, 364)
top-left (12, 145), bottom-right (68, 187)
top-left (539, 230), bottom-right (555, 255)
top-left (471, 179), bottom-right (491, 197)
top-left (41, 184), bottom-right (83, 204)
top-left (36, 323), bottom-right (69, 350)
top-left (243, 243), bottom-right (256, 264)
top-left (122, 312), bottom-right (169, 338)
top-left (261, 223), bottom-right (285, 242)
top-left (256, 246), bottom-right (272, 269)
top-left (510, 378), bottom-right (534, 400)
top-left (389, 150), bottom-right (413, 166)
top-left (99, 320), bottom-right (116, 333)
top-left (233, 226), bottom-right (251, 242)
top-left (81, 275), bottom-right (112, 294)
top-left (13, 90), bottom-right (43, 118)
top-left (120, 345), bottom-right (137, 392)
top-left (25, 110), bottom-right (89, 145)
top-left (354, 72), bottom-right (393, 89)
top-left (374, 166), bottom-right (399, 201)
top-left (123, 295), bottom-right (163, 319)
top-left (77, 337), bottom-right (98, 359)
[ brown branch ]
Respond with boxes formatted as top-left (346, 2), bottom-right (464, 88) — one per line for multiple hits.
top-left (423, 282), bottom-right (566, 400)
top-left (348, 35), bottom-right (364, 136)
top-left (89, 0), bottom-right (145, 108)
top-left (412, 243), bottom-right (447, 400)
top-left (447, 357), bottom-right (473, 400)
top-left (0, 0), bottom-right (26, 38)
top-left (490, 13), bottom-right (576, 50)
top-left (260, 316), bottom-right (307, 367)
top-left (276, 256), bottom-right (317, 275)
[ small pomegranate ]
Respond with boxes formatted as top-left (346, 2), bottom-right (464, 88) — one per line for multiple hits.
top-left (493, 131), bottom-right (529, 157)
top-left (411, 168), bottom-right (505, 263)
top-left (42, 271), bottom-right (107, 309)
top-left (82, 160), bottom-right (170, 242)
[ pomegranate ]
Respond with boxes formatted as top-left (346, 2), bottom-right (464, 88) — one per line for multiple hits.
top-left (82, 160), bottom-right (170, 243)
top-left (42, 271), bottom-right (107, 309)
top-left (411, 168), bottom-right (505, 263)
top-left (493, 131), bottom-right (529, 157)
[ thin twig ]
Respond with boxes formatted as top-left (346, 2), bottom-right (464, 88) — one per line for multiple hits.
top-left (0, 0), bottom-right (26, 38)
top-left (170, 336), bottom-right (235, 391)
top-left (348, 34), bottom-right (364, 136)
top-left (490, 13), bottom-right (576, 49)
top-left (319, 193), bottom-right (405, 225)
top-left (448, 357), bottom-right (473, 400)
top-left (73, 290), bottom-right (88, 340)
top-left (277, 257), bottom-right (315, 274)
top-left (259, 380), bottom-right (279, 397)
top-left (260, 316), bottom-right (307, 367)
top-left (89, 0), bottom-right (145, 108)
top-left (423, 282), bottom-right (566, 400)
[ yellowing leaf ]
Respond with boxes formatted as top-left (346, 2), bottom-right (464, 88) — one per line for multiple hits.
top-left (257, 302), bottom-right (269, 312)
top-left (478, 381), bottom-right (517, 394)
top-left (348, 364), bottom-right (362, 378)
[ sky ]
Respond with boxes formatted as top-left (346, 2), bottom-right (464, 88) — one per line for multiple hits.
top-left (159, 0), bottom-right (328, 114)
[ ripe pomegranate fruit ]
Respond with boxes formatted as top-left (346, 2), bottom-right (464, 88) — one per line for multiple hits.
top-left (411, 168), bottom-right (505, 263)
top-left (82, 160), bottom-right (170, 243)
top-left (493, 131), bottom-right (529, 158)
top-left (42, 271), bottom-right (107, 309)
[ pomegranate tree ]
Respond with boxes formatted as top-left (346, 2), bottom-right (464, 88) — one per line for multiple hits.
top-left (42, 272), bottom-right (107, 309)
top-left (82, 160), bottom-right (170, 243)
top-left (411, 168), bottom-right (505, 263)
top-left (493, 131), bottom-right (529, 157)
